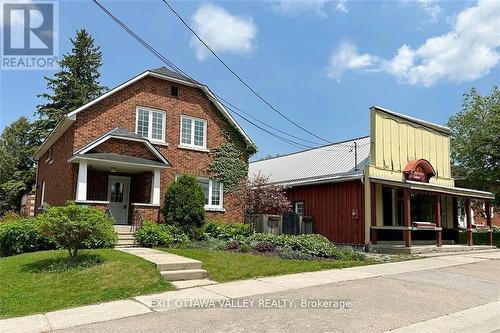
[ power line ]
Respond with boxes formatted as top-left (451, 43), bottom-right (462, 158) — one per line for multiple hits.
top-left (91, 0), bottom-right (332, 149)
top-left (160, 0), bottom-right (334, 145)
top-left (91, 0), bottom-right (361, 155)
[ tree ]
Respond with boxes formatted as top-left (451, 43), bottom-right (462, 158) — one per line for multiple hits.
top-left (448, 87), bottom-right (500, 207)
top-left (242, 174), bottom-right (291, 215)
top-left (0, 117), bottom-right (41, 214)
top-left (36, 29), bottom-right (106, 135)
top-left (162, 175), bottom-right (206, 230)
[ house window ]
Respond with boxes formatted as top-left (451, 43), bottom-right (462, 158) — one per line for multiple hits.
top-left (197, 177), bottom-right (223, 210)
top-left (294, 201), bottom-right (304, 215)
top-left (180, 116), bottom-right (207, 149)
top-left (46, 146), bottom-right (54, 163)
top-left (135, 107), bottom-right (166, 143)
top-left (40, 181), bottom-right (46, 207)
top-left (171, 86), bottom-right (179, 97)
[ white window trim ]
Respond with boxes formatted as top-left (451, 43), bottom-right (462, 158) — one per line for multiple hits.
top-left (179, 115), bottom-right (208, 150)
top-left (294, 201), bottom-right (304, 215)
top-left (175, 174), bottom-right (224, 211)
top-left (135, 106), bottom-right (167, 144)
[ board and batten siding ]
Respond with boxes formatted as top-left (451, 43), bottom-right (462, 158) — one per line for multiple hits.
top-left (286, 181), bottom-right (365, 245)
top-left (368, 108), bottom-right (454, 187)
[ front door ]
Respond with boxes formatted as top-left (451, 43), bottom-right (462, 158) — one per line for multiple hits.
top-left (107, 176), bottom-right (130, 224)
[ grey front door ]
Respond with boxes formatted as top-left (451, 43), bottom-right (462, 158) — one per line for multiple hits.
top-left (107, 176), bottom-right (130, 224)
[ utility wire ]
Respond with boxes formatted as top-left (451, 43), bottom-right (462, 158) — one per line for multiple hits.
top-left (91, 0), bottom-right (331, 148)
top-left (91, 0), bottom-right (361, 155)
top-left (160, 0), bottom-right (334, 144)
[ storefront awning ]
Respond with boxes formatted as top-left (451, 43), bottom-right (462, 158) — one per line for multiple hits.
top-left (370, 177), bottom-right (494, 200)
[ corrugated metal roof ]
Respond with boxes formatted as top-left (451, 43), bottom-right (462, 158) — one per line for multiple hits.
top-left (248, 136), bottom-right (371, 186)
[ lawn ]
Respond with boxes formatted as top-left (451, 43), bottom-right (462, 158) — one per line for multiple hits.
top-left (0, 249), bottom-right (174, 319)
top-left (163, 248), bottom-right (374, 282)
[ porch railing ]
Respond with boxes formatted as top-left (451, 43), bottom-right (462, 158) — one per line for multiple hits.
top-left (132, 209), bottom-right (144, 232)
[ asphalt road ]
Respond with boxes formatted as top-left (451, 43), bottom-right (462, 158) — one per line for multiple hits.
top-left (60, 259), bottom-right (500, 333)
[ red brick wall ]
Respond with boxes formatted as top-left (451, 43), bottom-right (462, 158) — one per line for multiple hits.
top-left (36, 75), bottom-right (248, 222)
top-left (90, 138), bottom-right (159, 161)
top-left (35, 125), bottom-right (77, 209)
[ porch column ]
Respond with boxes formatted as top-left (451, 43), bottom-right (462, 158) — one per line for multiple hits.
top-left (403, 189), bottom-right (412, 247)
top-left (151, 169), bottom-right (161, 205)
top-left (435, 194), bottom-right (442, 247)
top-left (485, 201), bottom-right (493, 246)
top-left (370, 183), bottom-right (377, 244)
top-left (465, 198), bottom-right (473, 246)
top-left (76, 160), bottom-right (87, 201)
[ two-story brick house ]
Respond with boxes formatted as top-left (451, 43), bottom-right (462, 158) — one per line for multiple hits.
top-left (34, 67), bottom-right (254, 225)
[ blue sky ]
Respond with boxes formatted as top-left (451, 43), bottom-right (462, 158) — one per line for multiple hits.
top-left (0, 0), bottom-right (499, 160)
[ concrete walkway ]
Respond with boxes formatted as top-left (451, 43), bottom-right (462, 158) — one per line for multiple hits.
top-left (117, 247), bottom-right (216, 287)
top-left (1, 250), bottom-right (499, 333)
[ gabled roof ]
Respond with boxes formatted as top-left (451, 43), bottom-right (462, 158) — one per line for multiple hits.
top-left (249, 136), bottom-right (370, 187)
top-left (34, 67), bottom-right (254, 159)
top-left (74, 127), bottom-right (171, 166)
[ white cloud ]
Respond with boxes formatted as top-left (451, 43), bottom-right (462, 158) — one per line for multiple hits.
top-left (327, 0), bottom-right (500, 87)
top-left (271, 1), bottom-right (328, 17)
top-left (418, 0), bottom-right (442, 22)
top-left (190, 4), bottom-right (257, 61)
top-left (334, 0), bottom-right (348, 14)
top-left (326, 41), bottom-right (379, 82)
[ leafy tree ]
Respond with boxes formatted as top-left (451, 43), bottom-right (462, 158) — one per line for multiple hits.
top-left (36, 29), bottom-right (106, 134)
top-left (243, 174), bottom-right (291, 215)
top-left (0, 117), bottom-right (41, 214)
top-left (448, 87), bottom-right (500, 207)
top-left (37, 203), bottom-right (117, 258)
top-left (162, 175), bottom-right (206, 230)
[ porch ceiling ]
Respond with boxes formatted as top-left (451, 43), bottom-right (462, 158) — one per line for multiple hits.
top-left (370, 177), bottom-right (495, 199)
top-left (70, 153), bottom-right (169, 173)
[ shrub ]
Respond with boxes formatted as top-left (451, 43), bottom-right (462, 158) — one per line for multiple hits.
top-left (162, 175), bottom-right (206, 232)
top-left (0, 217), bottom-right (57, 257)
top-left (190, 237), bottom-right (228, 250)
top-left (253, 241), bottom-right (276, 253)
top-left (243, 174), bottom-right (291, 215)
top-left (277, 247), bottom-right (314, 260)
top-left (203, 220), bottom-right (253, 240)
top-left (250, 233), bottom-right (337, 258)
top-left (134, 221), bottom-right (174, 248)
top-left (226, 239), bottom-right (240, 251)
top-left (0, 211), bottom-right (21, 223)
top-left (37, 203), bottom-right (117, 257)
top-left (239, 243), bottom-right (252, 253)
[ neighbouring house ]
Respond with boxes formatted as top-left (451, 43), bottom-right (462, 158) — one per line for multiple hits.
top-left (20, 193), bottom-right (36, 217)
top-left (34, 67), bottom-right (254, 225)
top-left (249, 106), bottom-right (495, 247)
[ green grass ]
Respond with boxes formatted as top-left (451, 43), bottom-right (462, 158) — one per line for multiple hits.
top-left (0, 249), bottom-right (174, 319)
top-left (162, 248), bottom-right (373, 282)
top-left (457, 231), bottom-right (500, 248)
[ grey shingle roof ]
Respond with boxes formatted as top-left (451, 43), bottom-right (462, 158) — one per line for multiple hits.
top-left (108, 127), bottom-right (144, 140)
top-left (248, 136), bottom-right (371, 186)
top-left (149, 67), bottom-right (200, 84)
top-left (77, 153), bottom-right (169, 168)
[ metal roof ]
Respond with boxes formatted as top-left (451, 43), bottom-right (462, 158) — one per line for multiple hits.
top-left (249, 136), bottom-right (371, 186)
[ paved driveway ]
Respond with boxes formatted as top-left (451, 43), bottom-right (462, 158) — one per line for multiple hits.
top-left (60, 257), bottom-right (500, 333)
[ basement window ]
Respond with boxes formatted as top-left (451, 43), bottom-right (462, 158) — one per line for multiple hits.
top-left (171, 86), bottom-right (179, 97)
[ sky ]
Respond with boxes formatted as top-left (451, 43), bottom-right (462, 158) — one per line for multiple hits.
top-left (0, 0), bottom-right (499, 160)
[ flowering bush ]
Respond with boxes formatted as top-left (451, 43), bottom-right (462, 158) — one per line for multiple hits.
top-left (242, 175), bottom-right (291, 215)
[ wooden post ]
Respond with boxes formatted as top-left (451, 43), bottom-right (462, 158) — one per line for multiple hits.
top-left (435, 194), bottom-right (442, 247)
top-left (465, 198), bottom-right (473, 246)
top-left (403, 189), bottom-right (412, 247)
top-left (370, 183), bottom-right (377, 244)
top-left (485, 201), bottom-right (493, 246)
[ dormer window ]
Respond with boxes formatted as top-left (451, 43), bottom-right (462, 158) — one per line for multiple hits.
top-left (135, 106), bottom-right (166, 143)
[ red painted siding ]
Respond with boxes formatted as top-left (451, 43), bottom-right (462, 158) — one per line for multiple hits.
top-left (286, 180), bottom-right (365, 245)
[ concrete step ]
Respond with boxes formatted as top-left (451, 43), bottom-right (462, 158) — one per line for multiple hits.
top-left (114, 225), bottom-right (134, 233)
top-left (161, 269), bottom-right (208, 281)
top-left (117, 239), bottom-right (136, 246)
top-left (117, 234), bottom-right (135, 240)
top-left (156, 261), bottom-right (202, 271)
